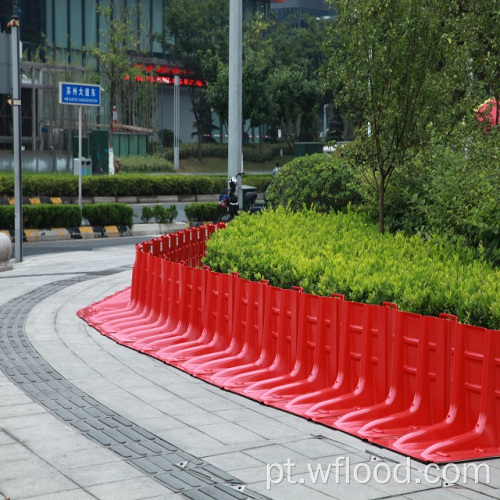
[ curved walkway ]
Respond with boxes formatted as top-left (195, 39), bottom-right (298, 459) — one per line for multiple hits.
top-left (0, 246), bottom-right (498, 499)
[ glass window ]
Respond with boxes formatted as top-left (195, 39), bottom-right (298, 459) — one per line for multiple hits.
top-left (54, 0), bottom-right (68, 49)
top-left (70, 0), bottom-right (83, 50)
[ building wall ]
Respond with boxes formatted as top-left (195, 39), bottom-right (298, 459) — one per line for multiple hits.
top-left (270, 0), bottom-right (336, 17)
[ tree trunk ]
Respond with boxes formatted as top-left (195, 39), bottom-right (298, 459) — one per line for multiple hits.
top-left (378, 182), bottom-right (385, 234)
top-left (197, 127), bottom-right (203, 162)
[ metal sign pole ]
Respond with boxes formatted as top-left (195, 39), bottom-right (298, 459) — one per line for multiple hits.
top-left (9, 16), bottom-right (22, 263)
top-left (174, 75), bottom-right (180, 170)
top-left (78, 105), bottom-right (82, 209)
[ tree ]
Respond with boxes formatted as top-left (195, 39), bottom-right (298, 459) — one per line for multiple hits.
top-left (160, 0), bottom-right (229, 160)
top-left (267, 64), bottom-right (321, 150)
top-left (204, 12), bottom-right (325, 149)
top-left (324, 0), bottom-right (467, 233)
top-left (84, 1), bottom-right (148, 174)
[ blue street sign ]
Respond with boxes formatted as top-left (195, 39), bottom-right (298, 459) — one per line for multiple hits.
top-left (59, 82), bottom-right (101, 106)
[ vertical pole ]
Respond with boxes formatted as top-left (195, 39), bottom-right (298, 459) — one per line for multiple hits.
top-left (173, 75), bottom-right (180, 170)
top-left (228, 0), bottom-right (243, 206)
top-left (78, 105), bottom-right (82, 209)
top-left (9, 16), bottom-right (22, 263)
top-left (323, 104), bottom-right (329, 139)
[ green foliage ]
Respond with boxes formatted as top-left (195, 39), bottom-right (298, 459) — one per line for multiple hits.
top-left (162, 129), bottom-right (174, 148)
top-left (184, 202), bottom-right (226, 222)
top-left (82, 203), bottom-right (134, 226)
top-left (265, 153), bottom-right (361, 212)
top-left (325, 0), bottom-right (472, 232)
top-left (0, 206), bottom-right (13, 229)
top-left (119, 155), bottom-right (174, 173)
top-left (162, 143), bottom-right (287, 163)
top-left (381, 123), bottom-right (500, 264)
top-left (84, 3), bottom-right (150, 136)
top-left (154, 205), bottom-right (178, 224)
top-left (204, 208), bottom-right (500, 329)
top-left (267, 64), bottom-right (322, 150)
top-left (140, 206), bottom-right (154, 223)
top-left (0, 205), bottom-right (81, 229)
top-left (139, 204), bottom-right (177, 223)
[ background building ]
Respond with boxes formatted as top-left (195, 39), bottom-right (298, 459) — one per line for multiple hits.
top-left (271, 0), bottom-right (336, 23)
top-left (0, 0), bottom-right (285, 172)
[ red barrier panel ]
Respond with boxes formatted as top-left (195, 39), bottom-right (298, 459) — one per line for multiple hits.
top-left (159, 271), bottom-right (234, 369)
top-left (199, 278), bottom-right (268, 386)
top-left (100, 251), bottom-right (162, 335)
top-left (255, 293), bottom-right (344, 409)
top-left (104, 252), bottom-right (164, 339)
top-left (110, 259), bottom-right (182, 345)
top-left (222, 286), bottom-right (302, 400)
top-left (303, 301), bottom-right (393, 425)
top-left (137, 263), bottom-right (206, 355)
top-left (282, 294), bottom-right (344, 416)
top-left (87, 242), bottom-right (153, 328)
top-left (335, 312), bottom-right (452, 441)
top-left (179, 275), bottom-right (262, 375)
top-left (393, 323), bottom-right (500, 462)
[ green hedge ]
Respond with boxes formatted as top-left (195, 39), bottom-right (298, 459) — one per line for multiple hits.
top-left (184, 202), bottom-right (226, 222)
top-left (0, 173), bottom-right (272, 198)
top-left (0, 204), bottom-right (82, 229)
top-left (162, 143), bottom-right (290, 162)
top-left (82, 203), bottom-right (134, 226)
top-left (204, 207), bottom-right (500, 329)
top-left (119, 155), bottom-right (174, 173)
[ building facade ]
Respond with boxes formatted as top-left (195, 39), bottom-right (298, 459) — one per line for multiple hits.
top-left (271, 0), bottom-right (336, 21)
top-left (0, 0), bottom-right (284, 171)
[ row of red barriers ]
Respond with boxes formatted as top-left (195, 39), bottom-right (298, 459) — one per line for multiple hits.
top-left (78, 225), bottom-right (500, 463)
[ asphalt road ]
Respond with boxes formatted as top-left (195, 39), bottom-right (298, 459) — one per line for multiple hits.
top-left (12, 235), bottom-right (156, 258)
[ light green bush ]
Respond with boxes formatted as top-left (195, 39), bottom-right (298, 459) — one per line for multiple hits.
top-left (204, 207), bottom-right (500, 329)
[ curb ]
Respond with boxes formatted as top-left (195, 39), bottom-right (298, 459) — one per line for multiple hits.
top-left (0, 222), bottom-right (184, 242)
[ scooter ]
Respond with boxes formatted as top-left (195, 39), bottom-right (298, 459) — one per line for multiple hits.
top-left (219, 172), bottom-right (266, 221)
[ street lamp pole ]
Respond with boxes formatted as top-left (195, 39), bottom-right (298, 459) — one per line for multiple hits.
top-left (228, 0), bottom-right (243, 204)
top-left (9, 16), bottom-right (22, 263)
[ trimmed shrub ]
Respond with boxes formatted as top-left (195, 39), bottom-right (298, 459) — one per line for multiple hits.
top-left (82, 203), bottom-right (133, 226)
top-left (265, 153), bottom-right (361, 212)
top-left (0, 204), bottom-right (81, 229)
top-left (204, 208), bottom-right (500, 329)
top-left (138, 204), bottom-right (177, 223)
top-left (0, 206), bottom-right (14, 229)
top-left (184, 202), bottom-right (226, 222)
top-left (153, 204), bottom-right (178, 223)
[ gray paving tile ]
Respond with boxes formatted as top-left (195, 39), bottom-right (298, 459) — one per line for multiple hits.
top-left (204, 451), bottom-right (263, 472)
top-left (86, 476), bottom-right (171, 499)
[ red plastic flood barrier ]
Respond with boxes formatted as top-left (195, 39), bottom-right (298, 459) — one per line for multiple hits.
top-left (335, 312), bottom-right (453, 440)
top-left (300, 301), bottom-right (393, 425)
top-left (393, 322), bottom-right (500, 462)
top-left (137, 264), bottom-right (206, 356)
top-left (158, 270), bottom-right (234, 368)
top-left (78, 226), bottom-right (500, 463)
top-left (254, 292), bottom-right (344, 409)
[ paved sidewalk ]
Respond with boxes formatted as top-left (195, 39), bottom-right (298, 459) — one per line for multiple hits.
top-left (0, 248), bottom-right (498, 500)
